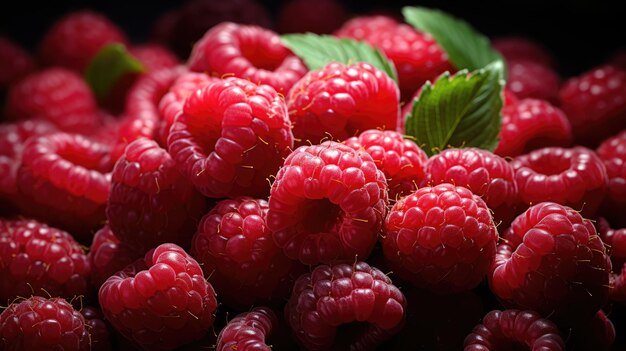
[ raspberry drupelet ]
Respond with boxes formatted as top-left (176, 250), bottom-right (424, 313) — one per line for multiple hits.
top-left (88, 225), bottom-right (140, 290)
top-left (596, 218), bottom-right (626, 302)
top-left (597, 130), bottom-right (626, 227)
top-left (215, 307), bottom-right (278, 351)
top-left (505, 59), bottom-right (560, 104)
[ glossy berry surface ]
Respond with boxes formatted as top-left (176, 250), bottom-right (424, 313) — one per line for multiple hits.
top-left (216, 307), bottom-right (278, 351)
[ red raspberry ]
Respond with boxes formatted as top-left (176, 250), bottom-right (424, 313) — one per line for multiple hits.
top-left (98, 243), bottom-right (218, 350)
top-left (597, 130), bottom-right (626, 226)
top-left (15, 132), bottom-right (113, 240)
top-left (344, 129), bottom-right (428, 200)
top-left (188, 22), bottom-right (307, 94)
top-left (267, 141), bottom-right (388, 265)
top-left (167, 77), bottom-right (294, 198)
top-left (492, 36), bottom-right (556, 68)
top-left (463, 309), bottom-right (565, 351)
top-left (216, 307), bottom-right (277, 351)
top-left (128, 45), bottom-right (179, 72)
top-left (80, 306), bottom-right (112, 351)
top-left (88, 225), bottom-right (140, 290)
top-left (559, 65), bottom-right (626, 147)
top-left (0, 296), bottom-right (91, 351)
top-left (38, 10), bottom-right (128, 72)
top-left (4, 68), bottom-right (101, 134)
top-left (0, 36), bottom-right (35, 89)
top-left (107, 138), bottom-right (206, 253)
top-left (596, 218), bottom-right (626, 301)
top-left (335, 15), bottom-right (453, 100)
top-left (0, 218), bottom-right (90, 304)
top-left (511, 147), bottom-right (608, 217)
top-left (495, 98), bottom-right (573, 158)
top-left (382, 183), bottom-right (498, 293)
top-left (506, 59), bottom-right (560, 103)
top-left (285, 262), bottom-right (407, 350)
top-left (423, 148), bottom-right (518, 229)
top-left (192, 197), bottom-right (298, 308)
top-left (489, 202), bottom-right (611, 327)
top-left (277, 0), bottom-right (348, 34)
top-left (287, 62), bottom-right (399, 144)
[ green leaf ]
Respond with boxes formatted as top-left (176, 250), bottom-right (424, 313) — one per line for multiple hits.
top-left (403, 6), bottom-right (504, 73)
top-left (281, 33), bottom-right (398, 82)
top-left (85, 43), bottom-right (145, 99)
top-left (404, 61), bottom-right (504, 156)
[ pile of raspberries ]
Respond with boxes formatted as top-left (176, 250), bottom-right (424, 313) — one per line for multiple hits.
top-left (2, 0), bottom-right (626, 350)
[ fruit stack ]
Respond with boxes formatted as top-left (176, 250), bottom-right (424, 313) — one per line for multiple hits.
top-left (1, 1), bottom-right (625, 350)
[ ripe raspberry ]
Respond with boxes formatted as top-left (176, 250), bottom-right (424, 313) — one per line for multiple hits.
top-left (168, 77), bottom-right (294, 198)
top-left (344, 129), bottom-right (428, 199)
top-left (597, 131), bottom-right (626, 227)
top-left (463, 309), bottom-right (565, 351)
top-left (0, 218), bottom-right (90, 304)
top-left (596, 218), bottom-right (626, 301)
top-left (423, 148), bottom-right (518, 229)
top-left (285, 262), bottom-right (406, 350)
top-left (506, 59), bottom-right (560, 103)
top-left (489, 202), bottom-right (611, 327)
top-left (559, 65), bottom-right (626, 147)
top-left (98, 243), bottom-right (218, 350)
top-left (0, 296), bottom-right (91, 351)
top-left (128, 45), bottom-right (179, 72)
top-left (38, 10), bottom-right (128, 72)
top-left (88, 225), bottom-right (140, 290)
top-left (188, 22), bottom-right (307, 94)
top-left (495, 98), bottom-right (573, 158)
top-left (288, 62), bottom-right (399, 144)
top-left (511, 147), bottom-right (608, 217)
top-left (492, 36), bottom-right (556, 68)
top-left (192, 197), bottom-right (298, 308)
top-left (4, 68), bottom-right (101, 134)
top-left (0, 36), bottom-right (35, 89)
top-left (80, 306), bottom-right (112, 351)
top-left (277, 0), bottom-right (348, 34)
top-left (267, 141), bottom-right (388, 265)
top-left (16, 132), bottom-right (113, 240)
top-left (335, 15), bottom-right (453, 100)
top-left (216, 307), bottom-right (277, 351)
top-left (382, 183), bottom-right (498, 293)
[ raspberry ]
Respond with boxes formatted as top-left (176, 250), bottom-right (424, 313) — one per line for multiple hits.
top-left (511, 147), bottom-right (608, 217)
top-left (0, 36), bottom-right (35, 89)
top-left (215, 307), bottom-right (277, 351)
top-left (80, 306), bottom-right (111, 351)
top-left (16, 132), bottom-right (113, 240)
top-left (167, 77), bottom-right (294, 198)
top-left (188, 22), bottom-right (307, 94)
top-left (463, 309), bottom-right (565, 351)
top-left (192, 197), bottom-right (298, 308)
top-left (38, 10), bottom-right (128, 72)
top-left (128, 45), bottom-right (179, 72)
top-left (423, 148), bottom-right (518, 229)
top-left (285, 262), bottom-right (406, 350)
top-left (494, 98), bottom-right (573, 158)
top-left (596, 218), bottom-right (626, 301)
top-left (597, 131), bottom-right (626, 226)
top-left (489, 202), bottom-right (611, 327)
top-left (287, 62), bottom-right (399, 144)
top-left (88, 225), bottom-right (140, 290)
top-left (335, 15), bottom-right (453, 100)
top-left (559, 65), bottom-right (626, 147)
top-left (382, 183), bottom-right (498, 293)
top-left (506, 59), bottom-right (560, 103)
top-left (0, 296), bottom-right (91, 351)
top-left (344, 129), bottom-right (428, 199)
top-left (267, 141), bottom-right (388, 265)
top-left (4, 68), bottom-right (101, 134)
top-left (107, 138), bottom-right (206, 253)
top-left (492, 36), bottom-right (556, 68)
top-left (277, 0), bottom-right (348, 34)
top-left (0, 218), bottom-right (90, 304)
top-left (98, 243), bottom-right (218, 350)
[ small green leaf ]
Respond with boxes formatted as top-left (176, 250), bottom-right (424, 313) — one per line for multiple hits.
top-left (85, 43), bottom-right (145, 99)
top-left (281, 33), bottom-right (398, 82)
top-left (403, 6), bottom-right (504, 73)
top-left (404, 61), bottom-right (504, 156)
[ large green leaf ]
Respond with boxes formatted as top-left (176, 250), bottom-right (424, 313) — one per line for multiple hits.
top-left (85, 43), bottom-right (145, 99)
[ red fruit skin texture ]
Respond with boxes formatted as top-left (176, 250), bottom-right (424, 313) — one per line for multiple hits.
top-left (597, 218), bottom-right (626, 301)
top-left (597, 130), bottom-right (626, 227)
top-left (98, 243), bottom-right (218, 351)
top-left (216, 307), bottom-right (278, 351)
top-left (0, 219), bottom-right (90, 305)
top-left (38, 10), bottom-right (128, 72)
top-left (344, 129), bottom-right (428, 200)
top-left (495, 98), bottom-right (573, 158)
top-left (423, 148), bottom-right (519, 229)
top-left (382, 183), bottom-right (498, 294)
top-left (15, 132), bottom-right (113, 241)
top-left (285, 262), bottom-right (407, 351)
top-left (128, 44), bottom-right (179, 72)
top-left (492, 36), bottom-right (556, 68)
top-left (0, 296), bottom-right (91, 351)
top-left (506, 59), bottom-right (560, 104)
top-left (463, 309), bottom-right (565, 351)
top-left (267, 141), bottom-right (388, 265)
top-left (277, 0), bottom-right (348, 34)
top-left (4, 68), bottom-right (101, 134)
top-left (287, 62), bottom-right (400, 145)
top-left (0, 36), bottom-right (35, 89)
top-left (489, 202), bottom-right (611, 328)
top-left (167, 77), bottom-right (294, 198)
top-left (188, 22), bottom-right (307, 94)
top-left (107, 138), bottom-right (207, 253)
top-left (191, 197), bottom-right (297, 309)
top-left (511, 146), bottom-right (608, 217)
top-left (559, 65), bottom-right (626, 147)
top-left (80, 306), bottom-right (112, 351)
top-left (88, 225), bottom-right (140, 290)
